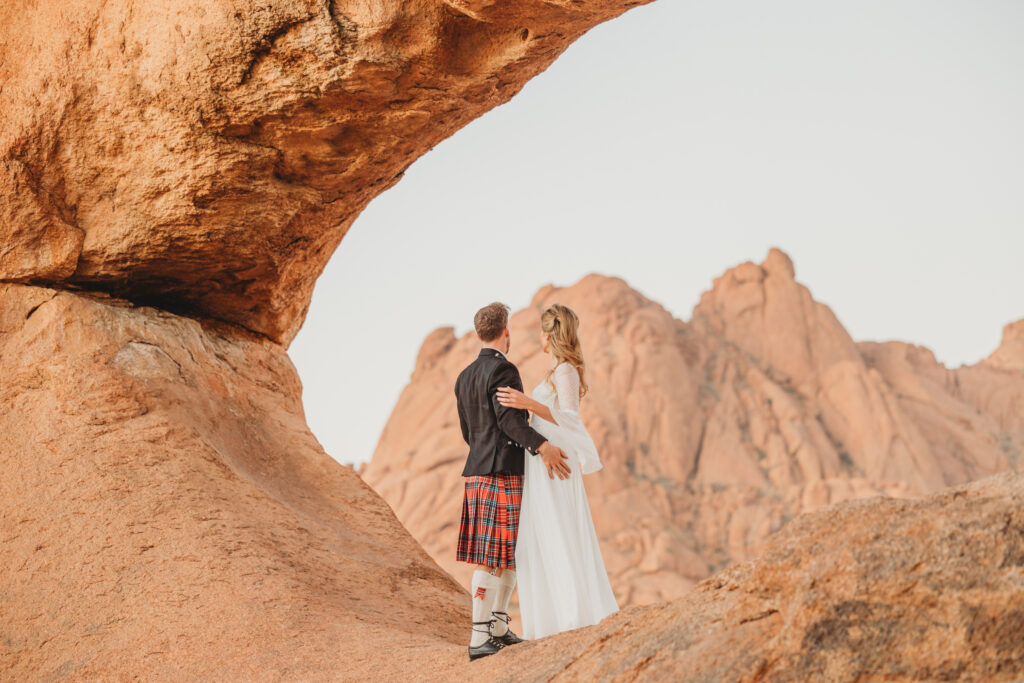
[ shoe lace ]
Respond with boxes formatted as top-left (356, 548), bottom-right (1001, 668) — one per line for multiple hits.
top-left (472, 619), bottom-right (494, 635)
top-left (490, 611), bottom-right (519, 640)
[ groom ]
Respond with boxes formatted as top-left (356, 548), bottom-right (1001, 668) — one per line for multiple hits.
top-left (454, 302), bottom-right (570, 661)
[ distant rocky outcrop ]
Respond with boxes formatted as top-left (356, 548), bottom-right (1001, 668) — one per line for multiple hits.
top-left (361, 248), bottom-right (1024, 610)
top-left (985, 320), bottom-right (1024, 371)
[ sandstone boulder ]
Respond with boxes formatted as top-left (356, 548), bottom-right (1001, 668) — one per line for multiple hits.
top-left (0, 0), bottom-right (652, 345)
top-left (476, 470), bottom-right (1024, 681)
top-left (2, 1), bottom-right (669, 677)
top-left (0, 283), bottom-right (470, 679)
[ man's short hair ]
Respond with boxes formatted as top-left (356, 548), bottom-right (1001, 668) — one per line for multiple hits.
top-left (474, 302), bottom-right (510, 342)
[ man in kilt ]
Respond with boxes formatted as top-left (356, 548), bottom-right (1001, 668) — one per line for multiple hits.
top-left (455, 302), bottom-right (571, 661)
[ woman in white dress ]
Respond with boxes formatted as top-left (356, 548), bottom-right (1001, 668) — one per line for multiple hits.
top-left (495, 303), bottom-right (619, 640)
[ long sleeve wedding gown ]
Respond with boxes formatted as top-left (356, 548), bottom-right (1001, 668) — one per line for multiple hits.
top-left (515, 360), bottom-right (619, 640)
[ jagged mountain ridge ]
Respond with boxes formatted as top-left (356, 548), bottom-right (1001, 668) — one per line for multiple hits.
top-left (361, 247), bottom-right (1024, 608)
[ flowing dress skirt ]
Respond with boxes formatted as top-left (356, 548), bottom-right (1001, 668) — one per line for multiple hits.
top-left (515, 416), bottom-right (619, 639)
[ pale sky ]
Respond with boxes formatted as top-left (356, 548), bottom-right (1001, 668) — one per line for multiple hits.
top-left (289, 0), bottom-right (1024, 467)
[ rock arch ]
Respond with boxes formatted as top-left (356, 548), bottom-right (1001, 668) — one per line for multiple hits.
top-left (0, 0), bottom-right (650, 345)
top-left (4, 2), bottom-right (1024, 680)
top-left (0, 1), bottom-right (653, 677)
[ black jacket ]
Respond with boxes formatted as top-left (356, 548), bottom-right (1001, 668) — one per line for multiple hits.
top-left (455, 348), bottom-right (548, 476)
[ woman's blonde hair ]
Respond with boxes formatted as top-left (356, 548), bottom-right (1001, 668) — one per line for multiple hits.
top-left (541, 303), bottom-right (588, 400)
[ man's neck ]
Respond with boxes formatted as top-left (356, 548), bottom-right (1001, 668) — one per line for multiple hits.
top-left (481, 345), bottom-right (506, 357)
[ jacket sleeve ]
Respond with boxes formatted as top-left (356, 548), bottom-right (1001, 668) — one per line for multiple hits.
top-left (489, 362), bottom-right (548, 455)
top-left (455, 378), bottom-right (470, 446)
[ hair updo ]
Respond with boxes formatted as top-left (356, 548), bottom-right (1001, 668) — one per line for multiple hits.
top-left (540, 303), bottom-right (588, 399)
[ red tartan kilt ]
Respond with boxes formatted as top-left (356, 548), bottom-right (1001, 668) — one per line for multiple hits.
top-left (456, 473), bottom-right (523, 569)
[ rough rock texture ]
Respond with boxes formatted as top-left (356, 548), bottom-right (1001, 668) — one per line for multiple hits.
top-left (4, 273), bottom-right (1023, 682)
top-left (0, 0), bottom-right (674, 677)
top-left (361, 249), bottom-right (1024, 610)
top-left (2, 2), bottom-right (676, 677)
top-left (0, 0), bottom-right (651, 345)
top-left (5, 0), bottom-right (1024, 678)
top-left (0, 283), bottom-right (470, 679)
top-left (474, 470), bottom-right (1024, 682)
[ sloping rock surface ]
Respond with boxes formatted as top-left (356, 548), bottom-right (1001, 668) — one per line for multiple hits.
top-left (474, 470), bottom-right (1024, 682)
top-left (0, 283), bottom-right (468, 679)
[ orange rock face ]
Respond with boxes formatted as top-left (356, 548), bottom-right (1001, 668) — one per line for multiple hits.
top-left (362, 248), bottom-right (1024, 609)
top-left (6, 283), bottom-right (1020, 683)
top-left (477, 469), bottom-right (1024, 681)
top-left (2, 2), bottom-right (673, 677)
top-left (5, 0), bottom-right (1024, 678)
top-left (0, 0), bottom-right (651, 345)
top-left (0, 283), bottom-right (471, 679)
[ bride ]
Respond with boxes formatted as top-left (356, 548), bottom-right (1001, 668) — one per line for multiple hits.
top-left (496, 303), bottom-right (619, 639)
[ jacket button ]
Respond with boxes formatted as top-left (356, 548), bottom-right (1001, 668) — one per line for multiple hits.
top-left (507, 440), bottom-right (512, 445)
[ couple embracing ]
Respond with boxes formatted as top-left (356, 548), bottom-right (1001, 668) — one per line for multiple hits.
top-left (454, 301), bottom-right (618, 661)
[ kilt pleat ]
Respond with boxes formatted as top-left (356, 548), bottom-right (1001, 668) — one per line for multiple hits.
top-left (456, 473), bottom-right (523, 569)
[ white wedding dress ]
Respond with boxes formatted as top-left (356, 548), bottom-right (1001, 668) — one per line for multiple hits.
top-left (515, 360), bottom-right (619, 639)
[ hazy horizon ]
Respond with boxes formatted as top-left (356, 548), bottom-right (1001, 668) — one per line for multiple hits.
top-left (290, 0), bottom-right (1024, 467)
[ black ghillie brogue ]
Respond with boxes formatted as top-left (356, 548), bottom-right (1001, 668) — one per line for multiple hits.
top-left (468, 637), bottom-right (507, 661)
top-left (491, 611), bottom-right (525, 646)
top-left (468, 620), bottom-right (507, 661)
